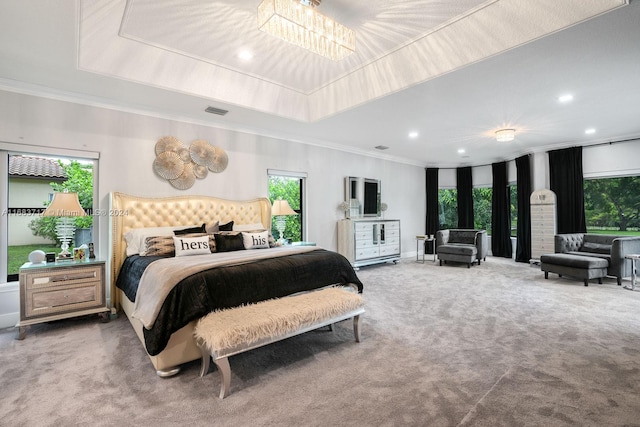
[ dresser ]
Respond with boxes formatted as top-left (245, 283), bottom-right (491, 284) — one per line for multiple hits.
top-left (17, 259), bottom-right (109, 339)
top-left (530, 189), bottom-right (557, 261)
top-left (338, 219), bottom-right (401, 268)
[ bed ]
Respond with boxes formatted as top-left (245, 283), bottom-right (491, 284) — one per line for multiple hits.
top-left (109, 192), bottom-right (363, 376)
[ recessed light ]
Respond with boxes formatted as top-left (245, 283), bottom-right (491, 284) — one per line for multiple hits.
top-left (585, 128), bottom-right (596, 135)
top-left (238, 50), bottom-right (254, 60)
top-left (408, 131), bottom-right (418, 139)
top-left (558, 94), bottom-right (573, 103)
top-left (457, 148), bottom-right (466, 154)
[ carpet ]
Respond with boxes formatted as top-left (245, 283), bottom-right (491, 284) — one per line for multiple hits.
top-left (1, 256), bottom-right (639, 426)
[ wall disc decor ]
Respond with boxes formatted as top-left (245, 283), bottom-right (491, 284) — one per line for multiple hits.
top-left (169, 162), bottom-right (195, 190)
top-left (177, 147), bottom-right (191, 163)
top-left (154, 136), bottom-right (228, 190)
top-left (208, 147), bottom-right (228, 173)
top-left (155, 136), bottom-right (184, 155)
top-left (153, 151), bottom-right (184, 180)
top-left (189, 139), bottom-right (214, 166)
top-left (194, 164), bottom-right (209, 179)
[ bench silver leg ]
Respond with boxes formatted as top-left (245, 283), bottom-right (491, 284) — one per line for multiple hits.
top-left (214, 357), bottom-right (231, 399)
top-left (199, 351), bottom-right (211, 378)
top-left (353, 315), bottom-right (361, 342)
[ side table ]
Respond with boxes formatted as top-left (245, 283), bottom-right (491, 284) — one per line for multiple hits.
top-left (624, 254), bottom-right (640, 290)
top-left (416, 235), bottom-right (436, 263)
top-left (17, 259), bottom-right (109, 339)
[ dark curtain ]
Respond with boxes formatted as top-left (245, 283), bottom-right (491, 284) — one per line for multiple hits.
top-left (515, 155), bottom-right (532, 262)
top-left (425, 168), bottom-right (439, 234)
top-left (456, 166), bottom-right (474, 228)
top-left (425, 168), bottom-right (439, 253)
top-left (549, 147), bottom-right (587, 233)
top-left (491, 162), bottom-right (512, 258)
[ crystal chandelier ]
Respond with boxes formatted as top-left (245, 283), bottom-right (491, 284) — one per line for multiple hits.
top-left (257, 0), bottom-right (355, 61)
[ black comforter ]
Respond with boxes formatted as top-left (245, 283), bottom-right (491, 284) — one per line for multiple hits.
top-left (116, 249), bottom-right (363, 355)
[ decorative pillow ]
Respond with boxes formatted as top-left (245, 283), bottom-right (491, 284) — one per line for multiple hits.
top-left (173, 235), bottom-right (211, 257)
top-left (242, 231), bottom-right (270, 249)
top-left (143, 236), bottom-right (175, 257)
top-left (579, 242), bottom-right (611, 254)
top-left (174, 224), bottom-right (206, 235)
top-left (124, 225), bottom-right (200, 256)
top-left (214, 232), bottom-right (245, 252)
top-left (219, 221), bottom-right (234, 231)
top-left (205, 221), bottom-right (219, 234)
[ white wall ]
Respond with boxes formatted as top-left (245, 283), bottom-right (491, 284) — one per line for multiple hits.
top-left (0, 90), bottom-right (425, 326)
top-left (8, 178), bottom-right (54, 245)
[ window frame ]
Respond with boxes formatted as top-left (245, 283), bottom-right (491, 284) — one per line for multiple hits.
top-left (1, 144), bottom-right (99, 284)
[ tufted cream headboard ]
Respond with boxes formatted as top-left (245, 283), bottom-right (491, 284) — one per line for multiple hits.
top-left (108, 192), bottom-right (271, 309)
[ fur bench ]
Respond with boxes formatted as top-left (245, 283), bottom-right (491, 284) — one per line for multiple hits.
top-left (193, 287), bottom-right (365, 398)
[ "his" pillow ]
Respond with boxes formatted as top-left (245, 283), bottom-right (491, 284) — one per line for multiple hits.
top-left (242, 231), bottom-right (270, 249)
top-left (173, 235), bottom-right (211, 257)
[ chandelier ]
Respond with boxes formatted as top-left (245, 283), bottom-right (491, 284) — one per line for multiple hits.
top-left (257, 0), bottom-right (356, 61)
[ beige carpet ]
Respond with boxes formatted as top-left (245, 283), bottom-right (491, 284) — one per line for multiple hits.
top-left (1, 257), bottom-right (639, 426)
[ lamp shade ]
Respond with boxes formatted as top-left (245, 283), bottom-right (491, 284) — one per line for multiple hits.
top-left (41, 192), bottom-right (87, 217)
top-left (271, 199), bottom-right (297, 216)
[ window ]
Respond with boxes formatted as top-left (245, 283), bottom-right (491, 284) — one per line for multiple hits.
top-left (438, 188), bottom-right (457, 229)
top-left (268, 170), bottom-right (307, 243)
top-left (510, 184), bottom-right (518, 237)
top-left (473, 187), bottom-right (492, 234)
top-left (3, 151), bottom-right (96, 283)
top-left (584, 175), bottom-right (640, 235)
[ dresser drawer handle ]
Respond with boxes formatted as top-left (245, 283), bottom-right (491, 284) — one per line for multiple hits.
top-left (51, 273), bottom-right (96, 282)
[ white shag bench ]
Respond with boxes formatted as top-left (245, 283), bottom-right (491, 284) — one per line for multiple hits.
top-left (194, 287), bottom-right (365, 398)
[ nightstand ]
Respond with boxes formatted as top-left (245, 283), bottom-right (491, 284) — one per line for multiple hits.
top-left (17, 259), bottom-right (109, 339)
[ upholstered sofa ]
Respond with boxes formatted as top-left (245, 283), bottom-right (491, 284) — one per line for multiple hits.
top-left (540, 233), bottom-right (640, 286)
top-left (436, 229), bottom-right (488, 268)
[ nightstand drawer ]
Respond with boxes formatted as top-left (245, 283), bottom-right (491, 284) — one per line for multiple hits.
top-left (25, 267), bottom-right (102, 290)
top-left (26, 283), bottom-right (101, 316)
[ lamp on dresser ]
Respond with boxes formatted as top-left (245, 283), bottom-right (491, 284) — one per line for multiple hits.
top-left (271, 199), bottom-right (298, 245)
top-left (41, 190), bottom-right (87, 260)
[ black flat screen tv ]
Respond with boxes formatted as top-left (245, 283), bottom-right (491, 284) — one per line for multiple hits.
top-left (363, 179), bottom-right (380, 216)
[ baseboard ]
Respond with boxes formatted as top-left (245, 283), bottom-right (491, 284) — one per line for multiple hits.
top-left (0, 311), bottom-right (19, 330)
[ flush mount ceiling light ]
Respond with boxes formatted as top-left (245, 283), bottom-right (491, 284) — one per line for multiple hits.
top-left (558, 94), bottom-right (574, 103)
top-left (495, 128), bottom-right (516, 142)
top-left (257, 0), bottom-right (355, 61)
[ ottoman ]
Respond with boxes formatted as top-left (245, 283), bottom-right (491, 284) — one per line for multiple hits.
top-left (438, 244), bottom-right (478, 268)
top-left (540, 253), bottom-right (609, 286)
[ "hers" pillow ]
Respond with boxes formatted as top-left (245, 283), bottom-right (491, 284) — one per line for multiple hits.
top-left (173, 235), bottom-right (211, 257)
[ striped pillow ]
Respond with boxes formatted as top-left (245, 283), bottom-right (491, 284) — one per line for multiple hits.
top-left (142, 233), bottom-right (217, 256)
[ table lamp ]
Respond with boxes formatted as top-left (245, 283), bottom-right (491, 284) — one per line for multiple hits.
top-left (271, 199), bottom-right (298, 245)
top-left (41, 191), bottom-right (87, 259)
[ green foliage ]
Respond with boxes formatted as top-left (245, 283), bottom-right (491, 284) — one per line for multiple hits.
top-left (438, 189), bottom-right (457, 229)
top-left (473, 187), bottom-right (492, 234)
top-left (268, 176), bottom-right (302, 242)
top-left (7, 244), bottom-right (59, 275)
top-left (584, 176), bottom-right (640, 231)
top-left (29, 160), bottom-right (94, 243)
top-left (510, 185), bottom-right (518, 237)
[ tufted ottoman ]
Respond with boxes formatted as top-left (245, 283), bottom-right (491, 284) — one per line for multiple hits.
top-left (540, 253), bottom-right (609, 286)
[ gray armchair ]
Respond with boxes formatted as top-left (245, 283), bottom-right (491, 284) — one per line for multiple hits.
top-left (436, 229), bottom-right (488, 267)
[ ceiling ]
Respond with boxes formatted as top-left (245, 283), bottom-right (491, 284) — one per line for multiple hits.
top-left (0, 0), bottom-right (639, 167)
